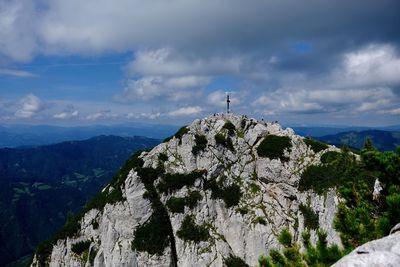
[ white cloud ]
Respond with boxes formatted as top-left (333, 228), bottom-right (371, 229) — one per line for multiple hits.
top-left (85, 110), bottom-right (116, 120)
top-left (168, 106), bottom-right (203, 117)
top-left (253, 87), bottom-right (397, 115)
top-left (115, 75), bottom-right (207, 102)
top-left (340, 44), bottom-right (400, 87)
top-left (0, 0), bottom-right (38, 61)
top-left (207, 90), bottom-right (240, 108)
top-left (15, 94), bottom-right (45, 118)
top-left (378, 108), bottom-right (400, 115)
top-left (0, 68), bottom-right (35, 77)
top-left (53, 110), bottom-right (79, 119)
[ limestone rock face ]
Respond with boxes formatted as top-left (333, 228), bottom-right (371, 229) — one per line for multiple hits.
top-left (31, 114), bottom-right (342, 267)
top-left (332, 228), bottom-right (400, 267)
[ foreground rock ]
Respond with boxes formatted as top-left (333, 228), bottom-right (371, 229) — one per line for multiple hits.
top-left (31, 114), bottom-right (342, 267)
top-left (333, 224), bottom-right (400, 267)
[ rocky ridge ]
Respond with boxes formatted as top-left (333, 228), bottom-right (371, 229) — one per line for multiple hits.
top-left (31, 114), bottom-right (342, 267)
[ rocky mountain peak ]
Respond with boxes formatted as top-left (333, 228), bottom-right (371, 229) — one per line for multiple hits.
top-left (32, 114), bottom-right (342, 267)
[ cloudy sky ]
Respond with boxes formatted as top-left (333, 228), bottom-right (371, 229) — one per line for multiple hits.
top-left (0, 0), bottom-right (399, 126)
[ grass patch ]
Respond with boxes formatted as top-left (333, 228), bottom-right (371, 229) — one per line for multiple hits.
top-left (177, 215), bottom-right (210, 243)
top-left (257, 135), bottom-right (292, 162)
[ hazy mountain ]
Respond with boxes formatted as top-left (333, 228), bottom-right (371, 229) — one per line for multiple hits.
top-left (0, 135), bottom-right (160, 267)
top-left (291, 125), bottom-right (400, 137)
top-left (0, 124), bottom-right (178, 148)
top-left (317, 130), bottom-right (400, 151)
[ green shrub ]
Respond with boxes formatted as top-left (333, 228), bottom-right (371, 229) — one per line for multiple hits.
top-left (320, 151), bottom-right (341, 164)
top-left (240, 119), bottom-right (246, 129)
top-left (166, 191), bottom-right (202, 213)
top-left (192, 134), bottom-right (208, 155)
top-left (166, 197), bottom-right (186, 213)
top-left (204, 180), bottom-right (242, 208)
top-left (222, 184), bottom-right (242, 207)
top-left (84, 150), bottom-right (145, 212)
top-left (258, 229), bottom-right (344, 267)
top-left (278, 228), bottom-right (292, 247)
top-left (223, 121), bottom-right (236, 135)
top-left (71, 240), bottom-right (91, 255)
top-left (257, 135), bottom-right (292, 162)
top-left (270, 249), bottom-right (286, 265)
top-left (177, 216), bottom-right (209, 243)
top-left (186, 190), bottom-right (202, 209)
top-left (157, 170), bottom-right (203, 194)
top-left (299, 149), bottom-right (359, 195)
top-left (254, 216), bottom-right (267, 225)
top-left (298, 165), bottom-right (339, 194)
top-left (89, 248), bottom-right (97, 266)
top-left (258, 255), bottom-right (272, 267)
top-left (132, 165), bottom-right (176, 256)
top-left (214, 133), bottom-right (235, 151)
top-left (224, 254), bottom-right (249, 267)
top-left (304, 138), bottom-right (328, 153)
top-left (132, 212), bottom-right (170, 255)
top-left (136, 167), bottom-right (164, 185)
top-left (92, 220), bottom-right (99, 229)
top-left (35, 210), bottom-right (81, 263)
top-left (163, 126), bottom-right (189, 143)
top-left (236, 206), bottom-right (249, 215)
top-left (299, 204), bottom-right (319, 230)
top-left (158, 153), bottom-right (168, 162)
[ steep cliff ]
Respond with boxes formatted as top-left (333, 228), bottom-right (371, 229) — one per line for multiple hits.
top-left (31, 114), bottom-right (342, 267)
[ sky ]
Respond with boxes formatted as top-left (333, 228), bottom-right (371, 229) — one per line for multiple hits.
top-left (0, 0), bottom-right (399, 127)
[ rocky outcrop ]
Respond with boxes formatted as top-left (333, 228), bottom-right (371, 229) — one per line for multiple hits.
top-left (31, 114), bottom-right (342, 267)
top-left (332, 224), bottom-right (400, 266)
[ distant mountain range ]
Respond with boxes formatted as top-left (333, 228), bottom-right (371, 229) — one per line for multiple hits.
top-left (292, 125), bottom-right (400, 137)
top-left (0, 123), bottom-right (178, 148)
top-left (316, 130), bottom-right (400, 151)
top-left (0, 135), bottom-right (160, 267)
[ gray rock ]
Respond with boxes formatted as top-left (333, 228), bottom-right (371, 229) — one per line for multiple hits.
top-left (332, 231), bottom-right (400, 267)
top-left (31, 114), bottom-right (342, 267)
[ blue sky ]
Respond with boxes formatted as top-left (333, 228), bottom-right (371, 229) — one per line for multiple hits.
top-left (0, 0), bottom-right (399, 126)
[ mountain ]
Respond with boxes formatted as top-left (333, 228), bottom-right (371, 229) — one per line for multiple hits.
top-left (317, 130), bottom-right (400, 151)
top-left (30, 114), bottom-right (346, 266)
top-left (291, 125), bottom-right (400, 137)
top-left (0, 135), bottom-right (160, 267)
top-left (0, 124), bottom-right (178, 148)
